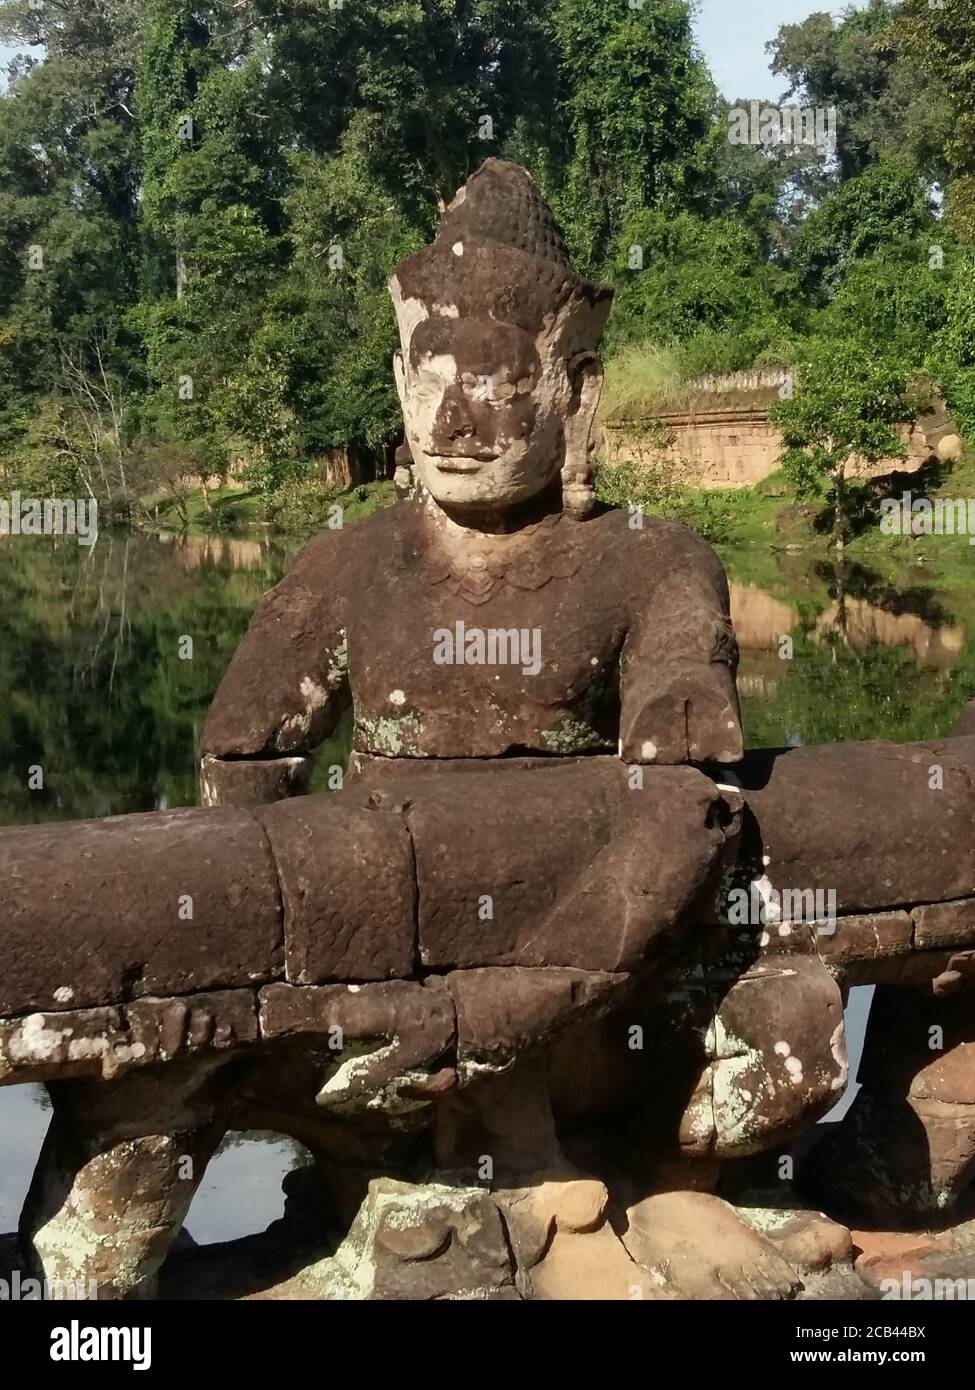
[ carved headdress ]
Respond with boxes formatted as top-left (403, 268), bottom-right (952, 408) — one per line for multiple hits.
top-left (390, 159), bottom-right (613, 357)
top-left (389, 160), bottom-right (614, 515)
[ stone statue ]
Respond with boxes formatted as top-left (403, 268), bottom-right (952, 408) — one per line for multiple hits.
top-left (194, 160), bottom-right (835, 1298)
top-left (2, 161), bottom-right (975, 1302)
top-left (199, 159), bottom-right (743, 797)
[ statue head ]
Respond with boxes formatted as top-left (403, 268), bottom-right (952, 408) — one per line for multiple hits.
top-left (389, 160), bottom-right (613, 520)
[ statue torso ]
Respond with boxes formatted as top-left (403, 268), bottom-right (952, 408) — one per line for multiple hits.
top-left (202, 497), bottom-right (740, 767)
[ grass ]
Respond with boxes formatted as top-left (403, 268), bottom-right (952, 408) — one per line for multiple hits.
top-left (143, 479), bottom-right (396, 535)
top-left (599, 342), bottom-right (692, 422)
top-left (142, 486), bottom-right (265, 530)
top-left (596, 446), bottom-right (975, 582)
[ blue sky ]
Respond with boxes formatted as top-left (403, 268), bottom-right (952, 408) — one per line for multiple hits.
top-left (0, 1), bottom-right (868, 100)
top-left (693, 0), bottom-right (868, 101)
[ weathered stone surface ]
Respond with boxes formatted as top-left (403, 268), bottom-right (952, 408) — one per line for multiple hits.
top-left (16, 154), bottom-right (975, 1303)
top-left (408, 759), bottom-right (732, 970)
top-left (707, 956), bottom-right (847, 1156)
top-left (259, 982), bottom-right (455, 1112)
top-left (21, 1057), bottom-right (233, 1299)
top-left (200, 530), bottom-right (354, 761)
top-left (755, 1210), bottom-right (853, 1276)
top-left (258, 798), bottom-right (416, 982)
top-left (740, 740), bottom-right (975, 914)
top-left (258, 980), bottom-right (453, 1047)
top-left (199, 753), bottom-right (311, 809)
top-left (805, 987), bottom-right (975, 1221)
top-left (198, 162), bottom-right (742, 771)
top-left (854, 988), bottom-right (975, 1102)
top-left (622, 1191), bottom-right (803, 1300)
top-left (448, 966), bottom-right (629, 1074)
top-left (531, 1222), bottom-right (658, 1301)
top-left (334, 1179), bottom-right (516, 1300)
top-left (815, 910), bottom-right (913, 966)
top-left (851, 1229), bottom-right (951, 1293)
top-left (0, 991), bottom-right (257, 1085)
top-left (0, 808), bottom-right (282, 1017)
top-left (912, 898), bottom-right (975, 950)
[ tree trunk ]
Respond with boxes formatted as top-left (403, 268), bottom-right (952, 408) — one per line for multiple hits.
top-left (833, 463), bottom-right (846, 554)
top-left (199, 474), bottom-right (212, 515)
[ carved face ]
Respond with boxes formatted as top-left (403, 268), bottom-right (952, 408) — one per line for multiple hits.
top-left (395, 317), bottom-right (572, 514)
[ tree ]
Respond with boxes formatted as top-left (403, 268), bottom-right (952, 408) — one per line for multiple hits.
top-left (768, 0), bottom-right (952, 187)
top-left (788, 161), bottom-right (934, 302)
top-left (606, 209), bottom-right (796, 371)
top-left (816, 247), bottom-right (950, 371)
top-left (931, 260), bottom-right (975, 441)
top-left (0, 0), bottom-right (142, 466)
top-left (771, 339), bottom-right (917, 551)
top-left (551, 0), bottom-right (715, 272)
top-left (894, 0), bottom-right (975, 239)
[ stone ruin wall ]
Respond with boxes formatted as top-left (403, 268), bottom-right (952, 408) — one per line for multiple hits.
top-left (599, 367), bottom-right (958, 491)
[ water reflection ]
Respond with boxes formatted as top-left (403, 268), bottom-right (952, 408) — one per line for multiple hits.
top-left (727, 556), bottom-right (974, 748)
top-left (0, 1084), bottom-right (308, 1247)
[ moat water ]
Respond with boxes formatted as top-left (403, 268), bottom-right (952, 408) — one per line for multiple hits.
top-left (0, 525), bottom-right (971, 1240)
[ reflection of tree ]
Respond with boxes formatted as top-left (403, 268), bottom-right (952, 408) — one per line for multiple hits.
top-left (730, 549), bottom-right (975, 749)
top-left (741, 630), bottom-right (975, 750)
top-left (0, 533), bottom-right (303, 825)
top-left (214, 1129), bottom-right (311, 1172)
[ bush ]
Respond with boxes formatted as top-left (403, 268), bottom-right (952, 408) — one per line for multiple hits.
top-left (262, 478), bottom-right (343, 532)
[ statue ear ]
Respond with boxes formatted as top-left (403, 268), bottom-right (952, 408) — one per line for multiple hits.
top-left (393, 349), bottom-right (407, 408)
top-left (562, 352), bottom-right (604, 519)
top-left (568, 352), bottom-right (604, 421)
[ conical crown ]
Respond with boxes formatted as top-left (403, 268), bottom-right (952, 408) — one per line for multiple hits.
top-left (389, 160), bottom-right (613, 356)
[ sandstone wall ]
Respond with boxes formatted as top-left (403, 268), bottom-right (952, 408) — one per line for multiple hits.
top-left (599, 411), bottom-right (941, 492)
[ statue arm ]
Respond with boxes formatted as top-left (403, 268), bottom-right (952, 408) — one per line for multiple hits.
top-left (618, 524), bottom-right (743, 766)
top-left (200, 534), bottom-right (352, 807)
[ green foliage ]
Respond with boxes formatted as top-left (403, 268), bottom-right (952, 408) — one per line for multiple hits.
top-left (930, 261), bottom-right (975, 440)
top-left (606, 210), bottom-right (793, 357)
top-left (770, 338), bottom-right (915, 544)
top-left (0, 0), bottom-right (972, 510)
top-left (594, 461), bottom-right (748, 545)
top-left (769, 0), bottom-right (952, 186)
top-left (895, 0), bottom-right (975, 239)
top-left (599, 344), bottom-right (687, 420)
top-left (789, 162), bottom-right (934, 302)
top-left (551, 0), bottom-right (715, 271)
top-left (816, 248), bottom-right (950, 369)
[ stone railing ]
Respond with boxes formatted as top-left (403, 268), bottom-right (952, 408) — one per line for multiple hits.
top-left (2, 737), bottom-right (975, 1297)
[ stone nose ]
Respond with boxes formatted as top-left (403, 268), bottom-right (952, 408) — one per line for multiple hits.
top-left (435, 385), bottom-right (479, 442)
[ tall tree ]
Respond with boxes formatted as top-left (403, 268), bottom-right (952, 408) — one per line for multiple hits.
top-left (551, 0), bottom-right (715, 272)
top-left (894, 0), bottom-right (975, 239)
top-left (768, 0), bottom-right (952, 187)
